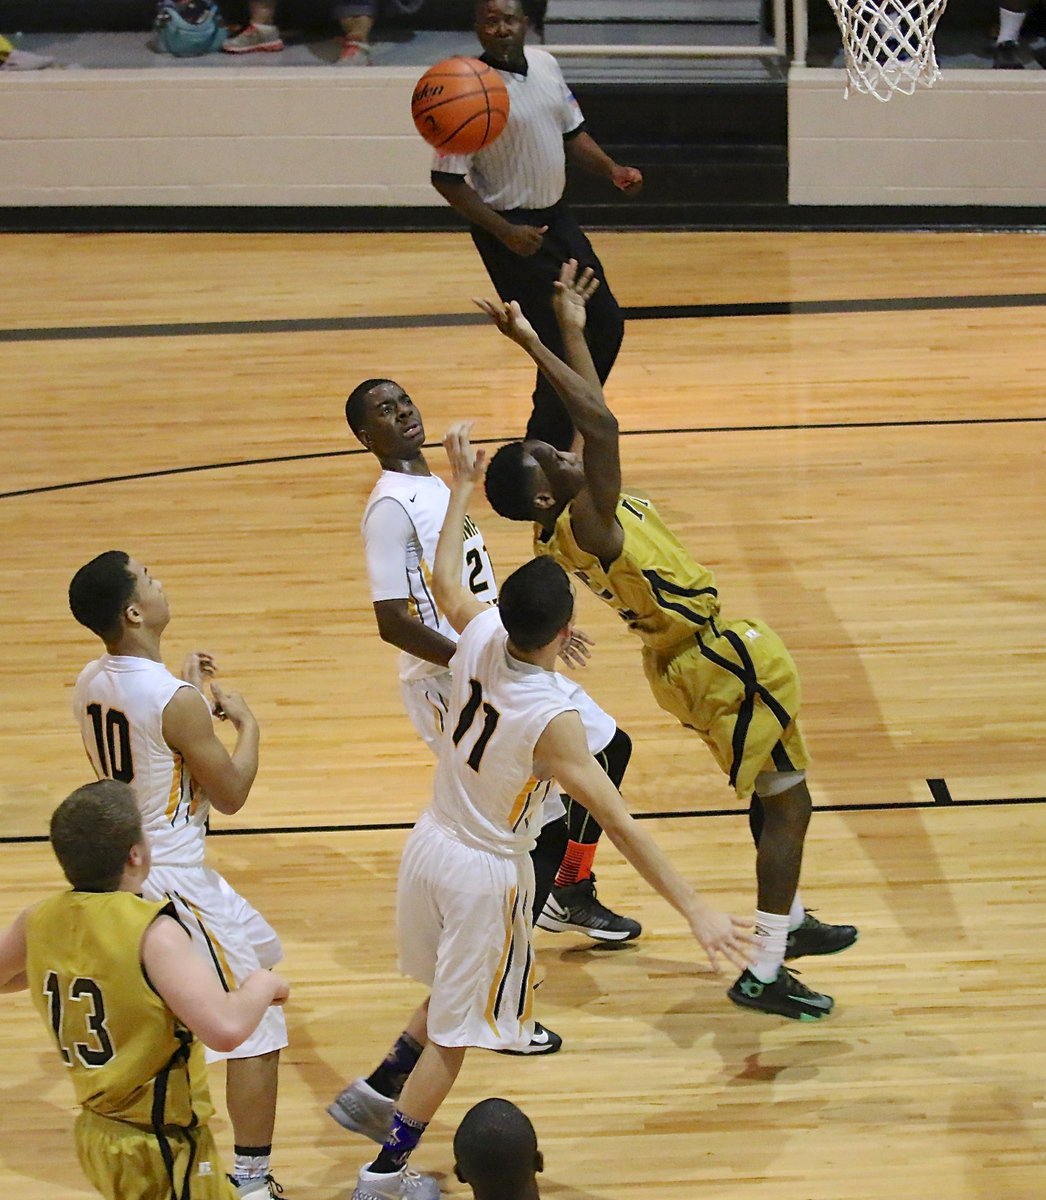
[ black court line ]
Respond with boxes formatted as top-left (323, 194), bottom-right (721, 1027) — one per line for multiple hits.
top-left (3, 291), bottom-right (1046, 344)
top-left (2, 787), bottom-right (1042, 845)
top-left (4, 414), bottom-right (1045, 502)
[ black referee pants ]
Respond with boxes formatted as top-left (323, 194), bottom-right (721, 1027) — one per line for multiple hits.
top-left (471, 201), bottom-right (624, 451)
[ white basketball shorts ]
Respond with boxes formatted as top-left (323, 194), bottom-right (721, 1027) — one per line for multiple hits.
top-left (397, 811), bottom-right (536, 1052)
top-left (144, 863), bottom-right (288, 1062)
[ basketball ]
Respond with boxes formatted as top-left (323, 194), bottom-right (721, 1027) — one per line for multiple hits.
top-left (411, 57), bottom-right (510, 156)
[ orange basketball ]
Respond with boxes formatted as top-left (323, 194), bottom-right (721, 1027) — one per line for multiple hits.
top-left (411, 57), bottom-right (510, 156)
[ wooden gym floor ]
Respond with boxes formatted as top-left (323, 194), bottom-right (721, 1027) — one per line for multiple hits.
top-left (1, 230), bottom-right (1045, 1199)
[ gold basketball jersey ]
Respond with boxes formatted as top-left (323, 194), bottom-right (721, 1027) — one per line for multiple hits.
top-left (26, 891), bottom-right (213, 1129)
top-left (536, 493), bottom-right (720, 652)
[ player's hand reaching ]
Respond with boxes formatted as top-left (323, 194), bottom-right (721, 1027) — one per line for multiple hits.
top-left (552, 258), bottom-right (600, 332)
top-left (473, 297), bottom-right (538, 348)
top-left (210, 682), bottom-right (254, 730)
top-left (557, 627), bottom-right (594, 669)
top-left (442, 422), bottom-right (487, 489)
top-left (686, 904), bottom-right (756, 974)
top-left (181, 651), bottom-right (217, 690)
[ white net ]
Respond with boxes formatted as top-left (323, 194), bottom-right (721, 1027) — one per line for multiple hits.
top-left (825, 0), bottom-right (950, 101)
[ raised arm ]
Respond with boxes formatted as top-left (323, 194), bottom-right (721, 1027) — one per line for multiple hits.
top-left (474, 261), bottom-right (623, 528)
top-left (534, 712), bottom-right (753, 973)
top-left (162, 682), bottom-right (259, 815)
top-left (142, 914), bottom-right (288, 1053)
top-left (431, 423), bottom-right (491, 635)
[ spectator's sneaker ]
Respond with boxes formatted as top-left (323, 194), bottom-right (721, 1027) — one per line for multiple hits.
top-left (353, 1164), bottom-right (440, 1200)
top-left (536, 875), bottom-right (642, 942)
top-left (327, 1077), bottom-right (395, 1144)
top-left (0, 47), bottom-right (55, 70)
top-left (493, 1021), bottom-right (563, 1056)
top-left (728, 967), bottom-right (834, 1021)
top-left (336, 38), bottom-right (372, 65)
top-left (222, 23), bottom-right (284, 53)
top-left (785, 912), bottom-right (858, 960)
top-left (992, 40), bottom-right (1024, 67)
top-left (230, 1175), bottom-right (285, 1198)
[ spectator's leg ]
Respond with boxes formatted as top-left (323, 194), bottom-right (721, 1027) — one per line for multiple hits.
top-left (994, 0), bottom-right (1029, 66)
top-left (223, 1), bottom-right (285, 52)
top-left (334, 1), bottom-right (377, 64)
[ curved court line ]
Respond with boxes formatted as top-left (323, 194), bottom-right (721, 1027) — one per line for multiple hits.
top-left (2, 414), bottom-right (1044, 502)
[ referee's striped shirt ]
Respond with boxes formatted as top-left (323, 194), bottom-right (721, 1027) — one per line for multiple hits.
top-left (431, 47), bottom-right (584, 211)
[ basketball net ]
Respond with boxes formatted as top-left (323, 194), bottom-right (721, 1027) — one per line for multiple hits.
top-left (826, 0), bottom-right (949, 101)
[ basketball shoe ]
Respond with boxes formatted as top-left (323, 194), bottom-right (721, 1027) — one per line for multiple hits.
top-left (230, 1174), bottom-right (285, 1198)
top-left (727, 966), bottom-right (834, 1021)
top-left (785, 912), bottom-right (859, 960)
top-left (327, 1077), bottom-right (395, 1143)
top-left (353, 1164), bottom-right (440, 1200)
top-left (336, 38), bottom-right (371, 65)
top-left (536, 875), bottom-right (641, 942)
top-left (493, 1021), bottom-right (562, 1056)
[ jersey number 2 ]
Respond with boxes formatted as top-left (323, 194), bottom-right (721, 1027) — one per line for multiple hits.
top-left (451, 678), bottom-right (501, 771)
top-left (86, 703), bottom-right (135, 783)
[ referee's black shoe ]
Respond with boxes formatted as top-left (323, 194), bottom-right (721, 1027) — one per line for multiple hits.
top-left (536, 875), bottom-right (642, 943)
top-left (785, 912), bottom-right (859, 960)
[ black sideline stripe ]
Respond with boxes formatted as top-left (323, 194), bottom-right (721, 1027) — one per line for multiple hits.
top-left (3, 291), bottom-right (1046, 344)
top-left (2, 787), bottom-right (1043, 844)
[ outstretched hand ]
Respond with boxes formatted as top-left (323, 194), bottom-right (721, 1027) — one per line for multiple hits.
top-left (688, 907), bottom-right (756, 974)
top-left (557, 627), bottom-right (594, 669)
top-left (473, 297), bottom-right (538, 348)
top-left (551, 258), bottom-right (600, 333)
top-left (442, 421), bottom-right (487, 489)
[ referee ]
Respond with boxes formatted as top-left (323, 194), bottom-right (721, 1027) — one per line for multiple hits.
top-left (432, 0), bottom-right (643, 451)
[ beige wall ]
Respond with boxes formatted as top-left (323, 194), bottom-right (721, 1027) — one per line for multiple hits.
top-left (789, 67), bottom-right (1046, 206)
top-left (2, 64), bottom-right (1044, 209)
top-left (0, 67), bottom-right (435, 207)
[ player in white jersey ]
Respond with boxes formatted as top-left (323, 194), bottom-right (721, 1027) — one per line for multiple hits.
top-left (337, 424), bottom-right (754, 1200)
top-left (341, 377), bottom-right (641, 955)
top-left (68, 551), bottom-right (287, 1200)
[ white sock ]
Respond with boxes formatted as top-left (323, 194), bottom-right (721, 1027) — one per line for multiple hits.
top-left (749, 910), bottom-right (790, 984)
top-left (233, 1152), bottom-right (271, 1182)
top-left (788, 891), bottom-right (805, 932)
top-left (998, 8), bottom-right (1025, 42)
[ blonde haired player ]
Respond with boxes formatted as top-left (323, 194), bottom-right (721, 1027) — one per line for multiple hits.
top-left (337, 422), bottom-right (752, 1200)
top-left (0, 779), bottom-right (288, 1200)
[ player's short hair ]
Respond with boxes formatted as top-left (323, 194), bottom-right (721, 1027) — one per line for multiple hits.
top-left (345, 378), bottom-right (398, 440)
top-left (498, 556), bottom-right (573, 651)
top-left (483, 442), bottom-right (536, 522)
top-left (50, 780), bottom-right (143, 893)
top-left (68, 550), bottom-right (136, 641)
top-left (454, 1097), bottom-right (539, 1194)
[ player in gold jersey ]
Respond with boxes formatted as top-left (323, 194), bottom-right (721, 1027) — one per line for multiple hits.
top-left (0, 780), bottom-right (289, 1200)
top-left (480, 261), bottom-right (859, 1021)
